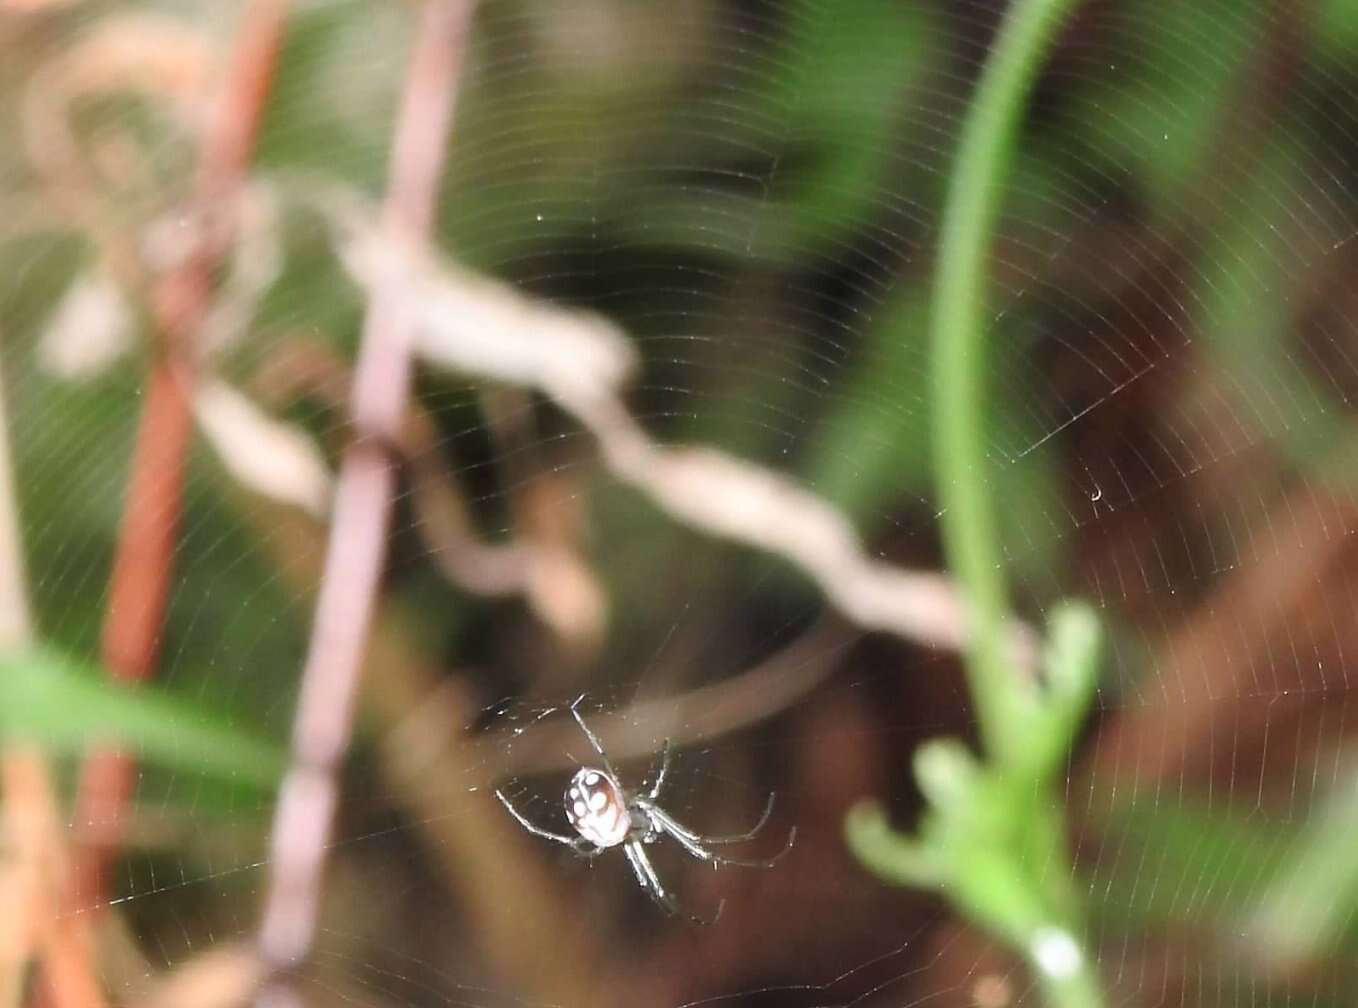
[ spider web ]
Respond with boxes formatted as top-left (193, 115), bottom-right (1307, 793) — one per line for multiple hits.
top-left (4, 0), bottom-right (1358, 1006)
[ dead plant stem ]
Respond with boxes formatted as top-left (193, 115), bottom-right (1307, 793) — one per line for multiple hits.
top-left (252, 3), bottom-right (474, 1001)
top-left (68, 0), bottom-right (291, 912)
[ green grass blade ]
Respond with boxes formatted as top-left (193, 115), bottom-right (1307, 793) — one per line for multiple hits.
top-left (0, 647), bottom-right (283, 788)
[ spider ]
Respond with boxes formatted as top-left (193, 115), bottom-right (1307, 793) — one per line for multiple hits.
top-left (494, 695), bottom-right (796, 924)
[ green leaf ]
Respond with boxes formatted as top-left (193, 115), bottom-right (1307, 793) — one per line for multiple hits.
top-left (843, 801), bottom-right (943, 887)
top-left (597, 0), bottom-right (942, 265)
top-left (1016, 600), bottom-right (1102, 783)
top-left (0, 647), bottom-right (284, 788)
top-left (803, 289), bottom-right (932, 519)
top-left (1313, 0), bottom-right (1358, 62)
top-left (768, 0), bottom-right (940, 249)
top-left (914, 737), bottom-right (982, 811)
top-left (1244, 773), bottom-right (1358, 970)
top-left (1192, 139), bottom-right (1348, 472)
top-left (1088, 794), bottom-right (1292, 928)
top-left (1054, 0), bottom-right (1264, 209)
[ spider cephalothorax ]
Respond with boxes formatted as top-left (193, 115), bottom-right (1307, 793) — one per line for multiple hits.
top-left (496, 696), bottom-right (795, 924)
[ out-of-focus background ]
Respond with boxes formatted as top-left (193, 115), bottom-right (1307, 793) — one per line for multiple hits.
top-left (3, 0), bottom-right (1358, 1005)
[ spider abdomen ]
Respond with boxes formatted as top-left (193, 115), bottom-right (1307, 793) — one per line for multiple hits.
top-left (565, 767), bottom-right (629, 848)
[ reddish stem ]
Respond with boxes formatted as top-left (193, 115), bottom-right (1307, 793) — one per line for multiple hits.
top-left (66, 0), bottom-right (290, 913)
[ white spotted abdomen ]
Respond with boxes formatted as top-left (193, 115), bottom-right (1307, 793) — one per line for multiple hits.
top-left (565, 767), bottom-right (629, 848)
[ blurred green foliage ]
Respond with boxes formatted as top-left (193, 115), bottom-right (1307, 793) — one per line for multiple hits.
top-left (0, 0), bottom-right (1357, 999)
top-left (848, 604), bottom-right (1103, 996)
top-left (0, 647), bottom-right (283, 787)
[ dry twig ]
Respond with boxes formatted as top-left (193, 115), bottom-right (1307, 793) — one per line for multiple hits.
top-left (309, 205), bottom-right (1037, 666)
top-left (65, 0), bottom-right (291, 916)
top-left (138, 944), bottom-right (262, 1008)
top-left (0, 349), bottom-right (104, 1008)
top-left (252, 4), bottom-right (475, 1003)
top-left (248, 336), bottom-right (606, 649)
top-left (234, 490), bottom-right (606, 1007)
top-left (3, 754), bottom-right (107, 1008)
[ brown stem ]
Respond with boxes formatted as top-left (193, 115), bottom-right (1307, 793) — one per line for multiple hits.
top-left (63, 0), bottom-right (290, 923)
top-left (68, 363), bottom-right (194, 909)
top-left (252, 2), bottom-right (473, 1000)
top-left (5, 754), bottom-right (108, 1008)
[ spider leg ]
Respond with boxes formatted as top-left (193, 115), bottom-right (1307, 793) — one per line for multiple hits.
top-left (569, 694), bottom-right (621, 781)
top-left (643, 738), bottom-right (673, 801)
top-left (647, 805), bottom-right (797, 868)
top-left (623, 840), bottom-right (724, 926)
top-left (703, 791), bottom-right (777, 843)
top-left (495, 788), bottom-right (587, 849)
top-left (680, 791), bottom-right (779, 844)
top-left (636, 791), bottom-right (777, 845)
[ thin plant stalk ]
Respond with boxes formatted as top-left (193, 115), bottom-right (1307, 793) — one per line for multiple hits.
top-left (0, 343), bottom-right (36, 1008)
top-left (68, 0), bottom-right (291, 910)
top-left (0, 343), bottom-right (106, 1008)
top-left (252, 3), bottom-right (474, 1004)
top-left (928, 0), bottom-right (1104, 1005)
top-left (931, 0), bottom-right (1081, 766)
